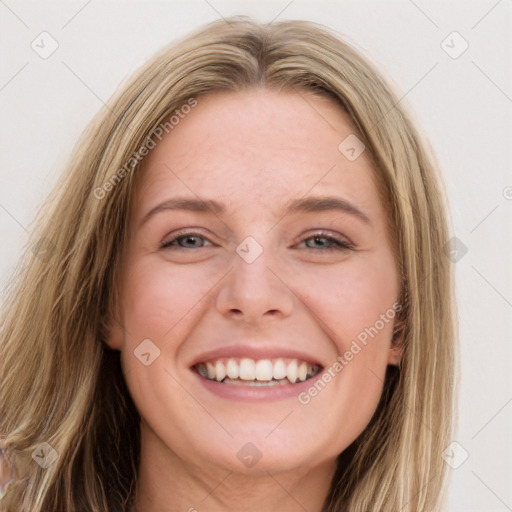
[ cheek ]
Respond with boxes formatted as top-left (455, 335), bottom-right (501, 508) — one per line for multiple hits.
top-left (118, 259), bottom-right (217, 431)
top-left (121, 257), bottom-right (215, 340)
top-left (306, 251), bottom-right (397, 320)
top-left (293, 256), bottom-right (398, 447)
top-left (297, 250), bottom-right (399, 369)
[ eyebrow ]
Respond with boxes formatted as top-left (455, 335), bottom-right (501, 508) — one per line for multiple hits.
top-left (139, 195), bottom-right (371, 228)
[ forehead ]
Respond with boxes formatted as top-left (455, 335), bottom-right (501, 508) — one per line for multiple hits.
top-left (134, 88), bottom-right (384, 224)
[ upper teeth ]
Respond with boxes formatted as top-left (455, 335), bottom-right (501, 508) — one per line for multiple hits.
top-left (195, 358), bottom-right (320, 384)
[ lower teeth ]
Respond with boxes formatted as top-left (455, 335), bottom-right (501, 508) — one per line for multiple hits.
top-left (222, 378), bottom-right (288, 386)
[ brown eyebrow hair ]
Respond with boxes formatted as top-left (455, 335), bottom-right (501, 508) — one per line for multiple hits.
top-left (139, 195), bottom-right (372, 228)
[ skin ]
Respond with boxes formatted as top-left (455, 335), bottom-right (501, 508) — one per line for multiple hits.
top-left (106, 88), bottom-right (403, 512)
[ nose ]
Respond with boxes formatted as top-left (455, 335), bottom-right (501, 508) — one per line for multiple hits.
top-left (215, 242), bottom-right (294, 324)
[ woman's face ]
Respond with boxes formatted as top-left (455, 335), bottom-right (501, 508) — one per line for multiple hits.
top-left (107, 88), bottom-right (402, 476)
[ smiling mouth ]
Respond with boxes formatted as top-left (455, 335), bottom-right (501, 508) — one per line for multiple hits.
top-left (194, 357), bottom-right (322, 386)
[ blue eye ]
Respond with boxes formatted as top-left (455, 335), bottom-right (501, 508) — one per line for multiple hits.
top-left (161, 231), bottom-right (212, 249)
top-left (160, 230), bottom-right (354, 252)
top-left (300, 232), bottom-right (354, 252)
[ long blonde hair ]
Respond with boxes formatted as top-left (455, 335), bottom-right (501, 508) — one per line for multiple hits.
top-left (1, 16), bottom-right (457, 511)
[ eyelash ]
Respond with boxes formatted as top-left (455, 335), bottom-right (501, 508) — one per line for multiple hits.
top-left (160, 230), bottom-right (354, 252)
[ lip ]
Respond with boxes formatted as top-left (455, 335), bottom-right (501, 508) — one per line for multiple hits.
top-left (192, 366), bottom-right (324, 401)
top-left (188, 342), bottom-right (325, 401)
top-left (189, 344), bottom-right (324, 368)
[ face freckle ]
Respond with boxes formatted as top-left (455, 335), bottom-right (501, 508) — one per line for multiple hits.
top-left (107, 87), bottom-right (402, 480)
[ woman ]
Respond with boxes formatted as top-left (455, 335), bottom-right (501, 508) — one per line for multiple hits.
top-left (0, 16), bottom-right (457, 512)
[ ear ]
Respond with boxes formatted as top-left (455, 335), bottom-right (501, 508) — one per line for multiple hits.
top-left (387, 344), bottom-right (403, 366)
top-left (103, 315), bottom-right (124, 351)
top-left (387, 305), bottom-right (406, 366)
top-left (100, 297), bottom-right (124, 351)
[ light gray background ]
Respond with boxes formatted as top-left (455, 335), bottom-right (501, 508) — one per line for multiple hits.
top-left (1, 1), bottom-right (511, 510)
